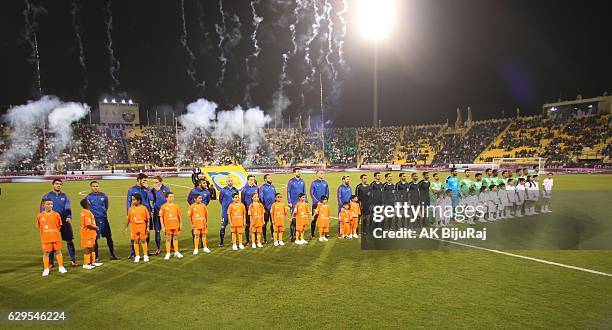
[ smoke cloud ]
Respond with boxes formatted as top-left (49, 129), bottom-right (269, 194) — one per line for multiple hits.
top-left (176, 98), bottom-right (270, 166)
top-left (0, 96), bottom-right (88, 172)
top-left (45, 102), bottom-right (90, 170)
top-left (176, 98), bottom-right (217, 165)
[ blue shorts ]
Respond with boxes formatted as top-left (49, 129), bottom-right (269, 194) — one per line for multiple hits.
top-left (221, 210), bottom-right (229, 227)
top-left (95, 217), bottom-right (113, 238)
top-left (150, 212), bottom-right (162, 231)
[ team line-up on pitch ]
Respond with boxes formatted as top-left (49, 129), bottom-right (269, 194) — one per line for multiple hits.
top-left (36, 168), bottom-right (364, 277)
top-left (35, 166), bottom-right (553, 277)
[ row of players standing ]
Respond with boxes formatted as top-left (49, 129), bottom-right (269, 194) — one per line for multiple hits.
top-left (128, 168), bottom-right (437, 253)
top-left (39, 167), bottom-right (542, 267)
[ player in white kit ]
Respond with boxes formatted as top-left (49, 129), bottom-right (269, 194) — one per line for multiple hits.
top-left (541, 173), bottom-right (554, 213)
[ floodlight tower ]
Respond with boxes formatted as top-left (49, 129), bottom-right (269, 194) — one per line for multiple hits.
top-left (356, 0), bottom-right (396, 128)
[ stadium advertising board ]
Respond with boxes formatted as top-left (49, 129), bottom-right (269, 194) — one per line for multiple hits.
top-left (200, 165), bottom-right (248, 190)
top-left (99, 102), bottom-right (140, 124)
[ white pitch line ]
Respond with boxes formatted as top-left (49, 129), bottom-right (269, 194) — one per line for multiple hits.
top-left (166, 182), bottom-right (195, 189)
top-left (433, 238), bottom-right (612, 278)
top-left (77, 190), bottom-right (125, 198)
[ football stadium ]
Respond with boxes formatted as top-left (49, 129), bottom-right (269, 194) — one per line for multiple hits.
top-left (1, 0), bottom-right (611, 328)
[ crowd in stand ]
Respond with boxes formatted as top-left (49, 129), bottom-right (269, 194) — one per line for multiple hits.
top-left (433, 119), bottom-right (509, 164)
top-left (480, 115), bottom-right (611, 166)
top-left (324, 128), bottom-right (357, 164)
top-left (397, 125), bottom-right (441, 164)
top-left (0, 129), bottom-right (46, 174)
top-left (127, 126), bottom-right (176, 167)
top-left (0, 126), bottom-right (128, 174)
top-left (250, 142), bottom-right (277, 167)
top-left (358, 127), bottom-right (400, 164)
top-left (58, 124), bottom-right (127, 171)
top-left (0, 115), bottom-right (610, 173)
top-left (265, 128), bottom-right (322, 165)
top-left (176, 131), bottom-right (215, 167)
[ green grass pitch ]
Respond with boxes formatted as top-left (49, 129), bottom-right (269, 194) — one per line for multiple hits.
top-left (0, 172), bottom-right (611, 328)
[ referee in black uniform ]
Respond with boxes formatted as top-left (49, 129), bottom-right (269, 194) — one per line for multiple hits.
top-left (355, 174), bottom-right (372, 236)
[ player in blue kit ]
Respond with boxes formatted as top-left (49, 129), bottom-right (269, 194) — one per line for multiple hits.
top-left (241, 175), bottom-right (259, 244)
top-left (309, 170), bottom-right (329, 240)
top-left (86, 181), bottom-right (118, 261)
top-left (150, 175), bottom-right (170, 255)
top-left (286, 167), bottom-right (307, 242)
top-left (218, 176), bottom-right (239, 247)
top-left (258, 174), bottom-right (277, 244)
top-left (188, 179), bottom-right (211, 205)
top-left (336, 175), bottom-right (352, 237)
top-left (126, 173), bottom-right (153, 258)
top-left (41, 179), bottom-right (77, 267)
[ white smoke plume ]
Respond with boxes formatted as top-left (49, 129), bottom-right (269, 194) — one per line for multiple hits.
top-left (45, 102), bottom-right (90, 170)
top-left (71, 0), bottom-right (87, 97)
top-left (0, 96), bottom-right (62, 171)
top-left (176, 98), bottom-right (217, 165)
top-left (177, 98), bottom-right (270, 166)
top-left (213, 107), bottom-right (245, 143)
top-left (105, 0), bottom-right (120, 93)
top-left (241, 107), bottom-right (271, 165)
top-left (214, 106), bottom-right (271, 166)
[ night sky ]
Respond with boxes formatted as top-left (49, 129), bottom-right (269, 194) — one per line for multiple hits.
top-left (1, 0), bottom-right (611, 126)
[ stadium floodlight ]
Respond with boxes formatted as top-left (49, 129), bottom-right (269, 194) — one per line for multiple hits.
top-left (103, 98), bottom-right (108, 103)
top-left (111, 98), bottom-right (116, 103)
top-left (121, 99), bottom-right (126, 104)
top-left (356, 0), bottom-right (396, 41)
top-left (128, 99), bottom-right (133, 104)
top-left (356, 0), bottom-right (396, 127)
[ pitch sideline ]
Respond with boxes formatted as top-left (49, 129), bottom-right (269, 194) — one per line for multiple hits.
top-left (432, 238), bottom-right (612, 278)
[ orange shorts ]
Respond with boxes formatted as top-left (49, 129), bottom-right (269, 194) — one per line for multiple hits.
top-left (165, 228), bottom-right (180, 236)
top-left (231, 225), bottom-right (245, 234)
top-left (80, 235), bottom-right (96, 248)
top-left (296, 223), bottom-right (308, 232)
top-left (318, 219), bottom-right (330, 229)
top-left (318, 225), bottom-right (330, 233)
top-left (251, 225), bottom-right (263, 233)
top-left (273, 225), bottom-right (284, 232)
top-left (193, 227), bottom-right (208, 235)
top-left (131, 228), bottom-right (148, 240)
top-left (350, 218), bottom-right (359, 228)
top-left (42, 241), bottom-right (62, 253)
top-left (341, 222), bottom-right (351, 235)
